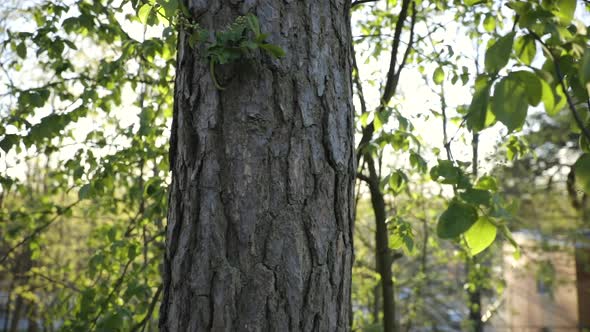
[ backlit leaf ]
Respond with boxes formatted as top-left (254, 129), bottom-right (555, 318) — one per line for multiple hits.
top-left (433, 67), bottom-right (445, 85)
top-left (464, 217), bottom-right (497, 256)
top-left (491, 74), bottom-right (528, 132)
top-left (485, 32), bottom-right (515, 73)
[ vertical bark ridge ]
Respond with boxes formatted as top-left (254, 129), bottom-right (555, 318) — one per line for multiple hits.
top-left (161, 1), bottom-right (354, 331)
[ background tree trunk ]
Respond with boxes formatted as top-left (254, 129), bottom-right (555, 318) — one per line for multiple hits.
top-left (160, 1), bottom-right (355, 331)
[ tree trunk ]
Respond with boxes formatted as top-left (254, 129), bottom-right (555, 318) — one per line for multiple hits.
top-left (160, 1), bottom-right (355, 331)
top-left (366, 158), bottom-right (397, 332)
top-left (468, 133), bottom-right (482, 332)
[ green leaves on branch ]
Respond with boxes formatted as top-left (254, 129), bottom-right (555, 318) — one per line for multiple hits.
top-left (135, 3), bottom-right (285, 90)
top-left (388, 217), bottom-right (414, 254)
top-left (466, 69), bottom-right (555, 133)
top-left (432, 162), bottom-right (502, 255)
top-left (189, 14), bottom-right (285, 63)
top-left (505, 135), bottom-right (529, 161)
top-left (430, 159), bottom-right (470, 188)
top-left (382, 170), bottom-right (408, 195)
top-left (436, 192), bottom-right (501, 255)
top-left (474, 175), bottom-right (498, 192)
top-left (183, 14), bottom-right (285, 89)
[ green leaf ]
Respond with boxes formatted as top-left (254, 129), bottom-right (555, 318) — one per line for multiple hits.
top-left (245, 13), bottom-right (261, 36)
top-left (0, 134), bottom-right (18, 153)
top-left (374, 112), bottom-right (383, 132)
top-left (360, 112), bottom-right (370, 128)
top-left (511, 71), bottom-right (542, 106)
top-left (388, 170), bottom-right (407, 194)
top-left (137, 4), bottom-right (152, 24)
top-left (409, 152), bottom-right (427, 173)
top-left (483, 15), bottom-right (496, 32)
top-left (514, 35), bottom-right (536, 66)
top-left (157, 0), bottom-right (178, 20)
top-left (505, 135), bottom-right (528, 160)
top-left (460, 188), bottom-right (492, 206)
top-left (465, 0), bottom-right (485, 5)
top-left (464, 217), bottom-right (497, 256)
top-left (507, 1), bottom-right (532, 17)
top-left (474, 175), bottom-right (498, 191)
top-left (491, 74), bottom-right (529, 132)
top-left (556, 0), bottom-right (576, 24)
top-left (78, 184), bottom-right (92, 200)
top-left (540, 78), bottom-right (557, 116)
top-left (553, 84), bottom-right (567, 115)
top-left (467, 75), bottom-right (491, 132)
top-left (16, 42), bottom-right (27, 59)
top-left (431, 160), bottom-right (461, 184)
top-left (390, 233), bottom-right (404, 250)
top-left (259, 43), bottom-right (285, 58)
top-left (63, 39), bottom-right (78, 51)
top-left (574, 153), bottom-right (590, 193)
top-left (128, 244), bottom-right (139, 259)
top-left (403, 236), bottom-right (414, 254)
top-left (437, 200), bottom-right (479, 239)
top-left (433, 67), bottom-right (445, 85)
top-left (485, 32), bottom-right (515, 73)
top-left (580, 48), bottom-right (590, 95)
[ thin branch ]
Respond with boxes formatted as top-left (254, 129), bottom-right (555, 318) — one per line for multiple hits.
top-left (357, 172), bottom-right (371, 183)
top-left (356, 0), bottom-right (415, 157)
top-left (15, 272), bottom-right (81, 293)
top-left (0, 201), bottom-right (79, 264)
top-left (130, 284), bottom-right (163, 332)
top-left (89, 258), bottom-right (134, 330)
top-left (382, 0), bottom-right (413, 103)
top-left (389, 0), bottom-right (417, 99)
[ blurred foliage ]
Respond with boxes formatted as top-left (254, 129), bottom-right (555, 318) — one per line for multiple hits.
top-left (0, 0), bottom-right (589, 330)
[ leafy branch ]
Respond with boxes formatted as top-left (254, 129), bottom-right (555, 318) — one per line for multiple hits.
top-left (527, 30), bottom-right (590, 142)
top-left (182, 14), bottom-right (285, 90)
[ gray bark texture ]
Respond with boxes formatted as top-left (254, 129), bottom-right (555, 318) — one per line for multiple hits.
top-left (160, 1), bottom-right (355, 331)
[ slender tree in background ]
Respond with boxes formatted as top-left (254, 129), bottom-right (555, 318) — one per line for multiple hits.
top-left (159, 1), bottom-right (356, 330)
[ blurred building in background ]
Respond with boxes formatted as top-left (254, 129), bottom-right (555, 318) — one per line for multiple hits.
top-left (488, 231), bottom-right (590, 332)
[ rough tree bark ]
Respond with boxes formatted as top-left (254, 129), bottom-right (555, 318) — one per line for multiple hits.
top-left (160, 1), bottom-right (355, 331)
